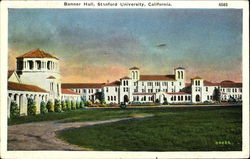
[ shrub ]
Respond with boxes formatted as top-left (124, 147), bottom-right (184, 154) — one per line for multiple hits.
top-left (79, 100), bottom-right (84, 108)
top-left (66, 100), bottom-right (71, 111)
top-left (46, 100), bottom-right (54, 112)
top-left (76, 101), bottom-right (80, 109)
top-left (61, 100), bottom-right (67, 111)
top-left (40, 101), bottom-right (48, 114)
top-left (27, 98), bottom-right (37, 115)
top-left (10, 101), bottom-right (20, 118)
top-left (71, 100), bottom-right (76, 110)
top-left (162, 101), bottom-right (169, 105)
top-left (84, 101), bottom-right (92, 107)
top-left (54, 99), bottom-right (62, 112)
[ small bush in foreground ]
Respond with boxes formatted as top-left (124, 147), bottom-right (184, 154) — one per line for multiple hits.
top-left (66, 100), bottom-right (71, 110)
top-left (79, 100), bottom-right (84, 108)
top-left (61, 100), bottom-right (67, 111)
top-left (71, 101), bottom-right (76, 110)
top-left (40, 101), bottom-right (48, 114)
top-left (46, 100), bottom-right (54, 112)
top-left (54, 99), bottom-right (62, 112)
top-left (27, 98), bottom-right (37, 115)
top-left (10, 101), bottom-right (20, 118)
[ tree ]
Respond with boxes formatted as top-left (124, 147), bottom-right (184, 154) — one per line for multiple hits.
top-left (54, 99), bottom-right (62, 112)
top-left (40, 101), bottom-right (48, 114)
top-left (10, 101), bottom-right (20, 118)
top-left (61, 100), bottom-right (67, 111)
top-left (27, 98), bottom-right (37, 115)
top-left (46, 100), bottom-right (54, 112)
top-left (213, 87), bottom-right (221, 102)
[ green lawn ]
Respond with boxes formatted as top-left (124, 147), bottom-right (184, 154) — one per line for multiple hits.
top-left (57, 106), bottom-right (242, 151)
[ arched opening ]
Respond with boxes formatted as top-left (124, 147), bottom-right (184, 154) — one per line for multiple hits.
top-left (28, 60), bottom-right (34, 70)
top-left (196, 94), bottom-right (200, 102)
top-left (178, 71), bottom-right (180, 79)
top-left (47, 61), bottom-right (51, 70)
top-left (181, 71), bottom-right (183, 79)
top-left (132, 71), bottom-right (135, 79)
top-left (36, 60), bottom-right (41, 70)
top-left (124, 95), bottom-right (129, 103)
top-left (135, 71), bottom-right (138, 79)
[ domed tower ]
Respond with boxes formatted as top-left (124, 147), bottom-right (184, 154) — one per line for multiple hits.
top-left (16, 49), bottom-right (61, 100)
top-left (129, 67), bottom-right (140, 81)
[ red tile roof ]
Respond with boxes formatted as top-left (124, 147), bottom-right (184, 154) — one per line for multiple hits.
top-left (220, 80), bottom-right (242, 88)
top-left (133, 93), bottom-right (155, 95)
top-left (61, 88), bottom-right (80, 95)
top-left (175, 67), bottom-right (185, 70)
top-left (104, 81), bottom-right (121, 86)
top-left (47, 76), bottom-right (56, 79)
top-left (61, 83), bottom-right (105, 89)
top-left (204, 80), bottom-right (220, 86)
top-left (167, 92), bottom-right (191, 95)
top-left (191, 76), bottom-right (203, 79)
top-left (8, 82), bottom-right (47, 93)
top-left (185, 83), bottom-right (191, 87)
top-left (8, 70), bottom-right (15, 78)
top-left (139, 75), bottom-right (175, 81)
top-left (120, 76), bottom-right (131, 80)
top-left (16, 49), bottom-right (59, 60)
top-left (129, 67), bottom-right (140, 70)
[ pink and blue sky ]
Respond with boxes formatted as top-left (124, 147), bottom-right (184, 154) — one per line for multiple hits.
top-left (8, 9), bottom-right (242, 83)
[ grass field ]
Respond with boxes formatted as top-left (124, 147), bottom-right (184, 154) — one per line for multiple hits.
top-left (57, 106), bottom-right (242, 151)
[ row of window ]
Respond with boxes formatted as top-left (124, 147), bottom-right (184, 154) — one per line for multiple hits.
top-left (170, 95), bottom-right (191, 101)
top-left (139, 81), bottom-right (176, 87)
top-left (107, 96), bottom-right (117, 101)
top-left (106, 87), bottom-right (118, 93)
top-left (123, 80), bottom-right (129, 86)
top-left (133, 96), bottom-right (154, 102)
top-left (18, 60), bottom-right (58, 71)
top-left (221, 88), bottom-right (242, 93)
top-left (207, 95), bottom-right (213, 100)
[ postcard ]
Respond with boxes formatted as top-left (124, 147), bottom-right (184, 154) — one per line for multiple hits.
top-left (0, 0), bottom-right (249, 159)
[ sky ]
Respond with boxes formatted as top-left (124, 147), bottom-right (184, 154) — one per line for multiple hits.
top-left (8, 9), bottom-right (242, 83)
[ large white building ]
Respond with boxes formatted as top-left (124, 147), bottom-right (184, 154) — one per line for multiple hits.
top-left (62, 67), bottom-right (242, 104)
top-left (8, 49), bottom-right (242, 117)
top-left (7, 49), bottom-right (81, 117)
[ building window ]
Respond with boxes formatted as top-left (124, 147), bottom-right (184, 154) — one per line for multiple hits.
top-left (108, 96), bottom-right (110, 101)
top-left (126, 81), bottom-right (128, 86)
top-left (142, 82), bottom-right (144, 86)
top-left (115, 87), bottom-right (118, 92)
top-left (235, 88), bottom-right (237, 92)
top-left (111, 96), bottom-right (113, 101)
top-left (126, 87), bottom-right (129, 92)
top-left (207, 96), bottom-right (209, 100)
top-left (179, 82), bottom-right (181, 86)
top-left (206, 87), bottom-right (208, 92)
top-left (173, 96), bottom-right (176, 101)
top-left (188, 96), bottom-right (191, 100)
top-left (123, 81), bottom-right (126, 86)
top-left (106, 88), bottom-right (108, 92)
top-left (240, 88), bottom-right (242, 92)
top-left (181, 96), bottom-right (183, 101)
top-left (134, 82), bottom-right (137, 86)
top-left (185, 96), bottom-right (187, 100)
top-left (172, 82), bottom-right (174, 86)
top-left (123, 88), bottom-right (125, 92)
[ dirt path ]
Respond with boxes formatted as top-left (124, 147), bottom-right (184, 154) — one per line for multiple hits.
top-left (8, 115), bottom-right (153, 150)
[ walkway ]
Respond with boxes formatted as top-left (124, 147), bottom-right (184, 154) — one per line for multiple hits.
top-left (8, 115), bottom-right (153, 150)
